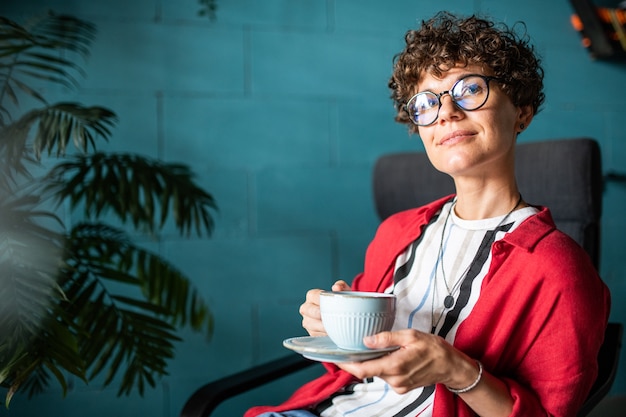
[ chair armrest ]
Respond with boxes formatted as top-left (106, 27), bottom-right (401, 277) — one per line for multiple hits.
top-left (180, 354), bottom-right (316, 417)
top-left (578, 322), bottom-right (623, 416)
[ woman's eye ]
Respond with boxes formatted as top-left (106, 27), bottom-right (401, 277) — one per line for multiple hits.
top-left (461, 83), bottom-right (482, 96)
top-left (412, 93), bottom-right (438, 111)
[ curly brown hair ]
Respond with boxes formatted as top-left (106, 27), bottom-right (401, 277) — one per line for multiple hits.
top-left (389, 12), bottom-right (545, 133)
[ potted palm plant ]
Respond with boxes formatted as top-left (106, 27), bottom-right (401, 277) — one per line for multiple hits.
top-left (0, 11), bottom-right (216, 406)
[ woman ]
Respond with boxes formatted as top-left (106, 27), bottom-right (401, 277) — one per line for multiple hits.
top-left (247, 11), bottom-right (610, 417)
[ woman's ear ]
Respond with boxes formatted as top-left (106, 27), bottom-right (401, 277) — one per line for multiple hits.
top-left (517, 105), bottom-right (534, 133)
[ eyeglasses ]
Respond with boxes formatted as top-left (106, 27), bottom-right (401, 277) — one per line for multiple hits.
top-left (405, 74), bottom-right (502, 126)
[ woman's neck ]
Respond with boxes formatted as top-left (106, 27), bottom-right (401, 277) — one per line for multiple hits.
top-left (452, 186), bottom-right (524, 220)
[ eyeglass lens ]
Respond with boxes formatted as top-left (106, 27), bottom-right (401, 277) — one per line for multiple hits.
top-left (406, 75), bottom-right (493, 126)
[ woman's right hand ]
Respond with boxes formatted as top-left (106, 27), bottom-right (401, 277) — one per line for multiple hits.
top-left (299, 280), bottom-right (351, 337)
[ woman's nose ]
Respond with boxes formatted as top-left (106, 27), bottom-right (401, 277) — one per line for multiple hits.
top-left (437, 93), bottom-right (464, 123)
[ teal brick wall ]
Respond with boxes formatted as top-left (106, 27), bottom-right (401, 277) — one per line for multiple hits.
top-left (1, 1), bottom-right (625, 416)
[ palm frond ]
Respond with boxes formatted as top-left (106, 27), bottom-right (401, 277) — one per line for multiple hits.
top-left (0, 194), bottom-right (70, 404)
top-left (45, 153), bottom-right (217, 237)
top-left (0, 315), bottom-right (87, 406)
top-left (0, 13), bottom-right (96, 111)
top-left (0, 109), bottom-right (41, 190)
top-left (0, 194), bottom-right (65, 344)
top-left (66, 222), bottom-right (212, 333)
top-left (32, 102), bottom-right (117, 158)
top-left (56, 222), bottom-right (211, 394)
top-left (0, 103), bottom-right (116, 192)
top-left (2, 220), bottom-right (210, 399)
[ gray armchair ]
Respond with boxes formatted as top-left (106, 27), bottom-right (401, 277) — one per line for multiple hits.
top-left (181, 138), bottom-right (621, 417)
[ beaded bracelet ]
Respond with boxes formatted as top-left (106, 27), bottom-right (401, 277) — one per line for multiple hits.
top-left (446, 360), bottom-right (483, 394)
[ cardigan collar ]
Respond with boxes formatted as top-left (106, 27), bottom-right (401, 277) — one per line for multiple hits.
top-left (376, 195), bottom-right (557, 275)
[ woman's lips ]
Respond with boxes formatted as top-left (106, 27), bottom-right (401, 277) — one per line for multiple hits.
top-left (439, 130), bottom-right (475, 145)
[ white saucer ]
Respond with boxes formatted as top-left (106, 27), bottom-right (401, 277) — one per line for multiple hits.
top-left (283, 336), bottom-right (399, 363)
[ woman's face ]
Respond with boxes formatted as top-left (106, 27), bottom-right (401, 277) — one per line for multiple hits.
top-left (416, 65), bottom-right (533, 181)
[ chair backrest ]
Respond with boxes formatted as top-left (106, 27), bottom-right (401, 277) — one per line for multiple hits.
top-left (372, 137), bottom-right (603, 268)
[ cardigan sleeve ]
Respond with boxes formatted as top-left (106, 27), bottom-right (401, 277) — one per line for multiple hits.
top-left (508, 242), bottom-right (610, 416)
top-left (450, 221), bottom-right (610, 417)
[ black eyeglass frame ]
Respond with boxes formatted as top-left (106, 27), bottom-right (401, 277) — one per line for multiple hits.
top-left (405, 74), bottom-right (503, 127)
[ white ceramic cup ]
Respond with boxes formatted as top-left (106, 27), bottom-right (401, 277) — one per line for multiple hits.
top-left (320, 291), bottom-right (396, 350)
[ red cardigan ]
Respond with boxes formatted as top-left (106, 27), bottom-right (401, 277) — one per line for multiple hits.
top-left (246, 196), bottom-right (611, 417)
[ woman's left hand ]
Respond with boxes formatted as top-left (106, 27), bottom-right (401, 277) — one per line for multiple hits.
top-left (337, 328), bottom-right (476, 394)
